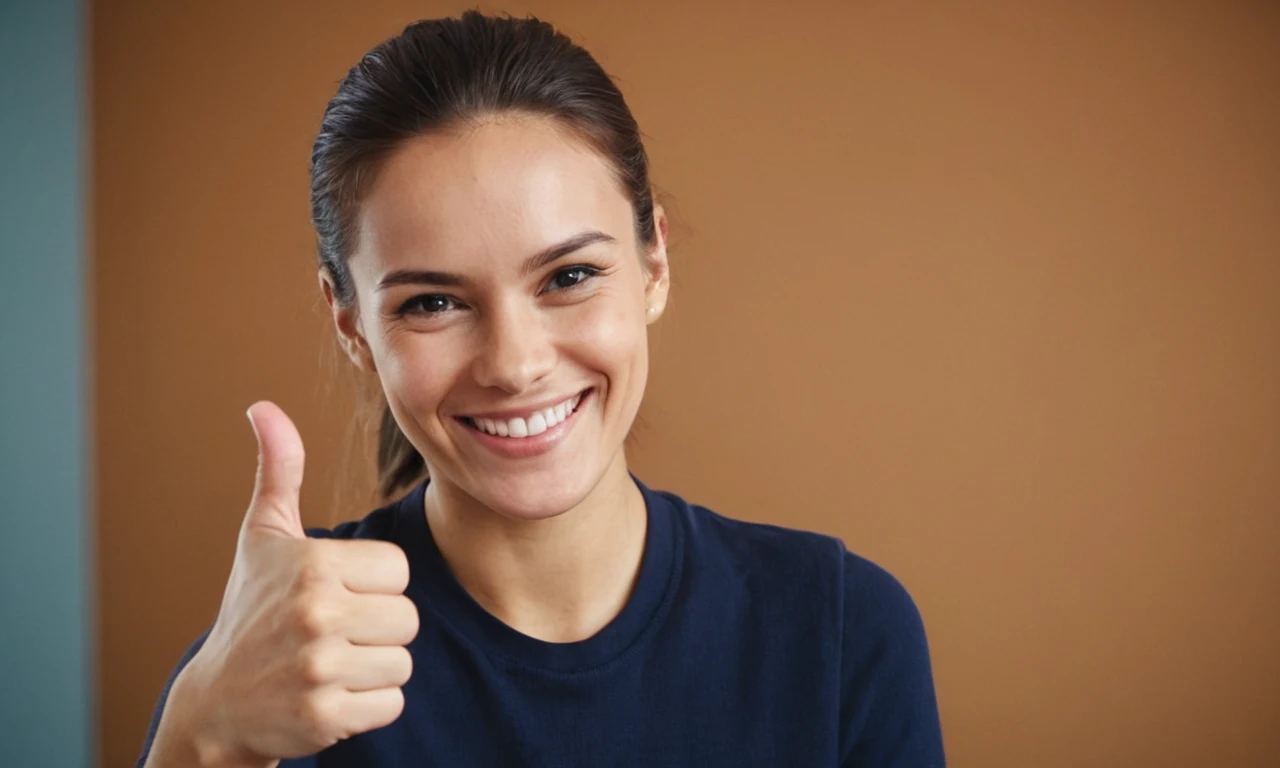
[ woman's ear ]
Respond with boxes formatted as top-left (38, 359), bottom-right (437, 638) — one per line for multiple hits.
top-left (319, 269), bottom-right (377, 373)
top-left (644, 204), bottom-right (671, 324)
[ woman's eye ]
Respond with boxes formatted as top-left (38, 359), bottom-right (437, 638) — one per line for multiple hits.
top-left (549, 266), bottom-right (599, 291)
top-left (398, 294), bottom-right (456, 315)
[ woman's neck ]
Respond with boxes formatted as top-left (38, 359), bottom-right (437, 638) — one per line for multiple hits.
top-left (422, 452), bottom-right (648, 643)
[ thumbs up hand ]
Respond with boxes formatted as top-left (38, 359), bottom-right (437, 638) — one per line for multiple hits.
top-left (153, 402), bottom-right (419, 767)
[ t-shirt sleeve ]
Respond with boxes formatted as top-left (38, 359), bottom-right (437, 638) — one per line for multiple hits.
top-left (837, 547), bottom-right (946, 767)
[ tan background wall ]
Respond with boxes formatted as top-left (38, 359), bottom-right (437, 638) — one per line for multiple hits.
top-left (93, 1), bottom-right (1280, 765)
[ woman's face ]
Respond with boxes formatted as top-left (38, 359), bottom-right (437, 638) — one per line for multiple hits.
top-left (325, 114), bottom-right (668, 519)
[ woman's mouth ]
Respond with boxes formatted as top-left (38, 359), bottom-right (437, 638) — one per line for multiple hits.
top-left (455, 388), bottom-right (593, 458)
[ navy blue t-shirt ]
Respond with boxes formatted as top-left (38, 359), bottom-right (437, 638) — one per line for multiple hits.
top-left (139, 477), bottom-right (945, 766)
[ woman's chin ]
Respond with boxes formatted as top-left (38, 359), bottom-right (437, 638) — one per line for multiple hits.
top-left (458, 467), bottom-right (593, 522)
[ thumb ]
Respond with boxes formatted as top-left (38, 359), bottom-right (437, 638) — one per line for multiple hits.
top-left (244, 400), bottom-right (306, 539)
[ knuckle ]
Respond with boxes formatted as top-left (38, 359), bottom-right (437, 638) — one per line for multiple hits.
top-left (292, 596), bottom-right (337, 638)
top-left (366, 539), bottom-right (400, 557)
top-left (383, 687), bottom-right (406, 723)
top-left (297, 643), bottom-right (333, 685)
top-left (293, 555), bottom-right (331, 588)
top-left (397, 597), bottom-right (421, 639)
top-left (358, 541), bottom-right (410, 588)
top-left (390, 550), bottom-right (411, 590)
top-left (347, 539), bottom-right (388, 558)
top-left (387, 543), bottom-right (410, 566)
top-left (393, 647), bottom-right (413, 686)
top-left (298, 690), bottom-right (341, 736)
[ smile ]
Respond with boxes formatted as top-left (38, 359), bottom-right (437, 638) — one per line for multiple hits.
top-left (459, 389), bottom-right (590, 439)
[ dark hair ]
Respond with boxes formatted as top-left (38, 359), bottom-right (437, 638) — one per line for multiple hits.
top-left (310, 11), bottom-right (657, 498)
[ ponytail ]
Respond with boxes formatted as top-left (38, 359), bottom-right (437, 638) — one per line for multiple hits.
top-left (376, 402), bottom-right (425, 498)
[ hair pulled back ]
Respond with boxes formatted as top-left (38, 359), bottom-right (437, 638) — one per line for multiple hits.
top-left (310, 11), bottom-right (656, 497)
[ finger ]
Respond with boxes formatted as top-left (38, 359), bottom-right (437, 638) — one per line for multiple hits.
top-left (337, 686), bottom-right (406, 735)
top-left (335, 645), bottom-right (413, 692)
top-left (245, 400), bottom-right (306, 539)
top-left (340, 593), bottom-right (420, 646)
top-left (325, 539), bottom-right (411, 594)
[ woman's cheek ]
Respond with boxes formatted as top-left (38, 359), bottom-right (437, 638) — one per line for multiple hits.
top-left (380, 332), bottom-right (459, 434)
top-left (568, 296), bottom-right (645, 376)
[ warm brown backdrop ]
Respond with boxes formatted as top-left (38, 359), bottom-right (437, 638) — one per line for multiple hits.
top-left (93, 1), bottom-right (1280, 765)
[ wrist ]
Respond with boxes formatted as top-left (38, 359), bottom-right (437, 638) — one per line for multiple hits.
top-left (152, 657), bottom-right (274, 768)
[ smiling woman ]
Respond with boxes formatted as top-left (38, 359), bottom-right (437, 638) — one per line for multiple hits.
top-left (136, 11), bottom-right (943, 768)
top-left (331, 113), bottom-right (664, 521)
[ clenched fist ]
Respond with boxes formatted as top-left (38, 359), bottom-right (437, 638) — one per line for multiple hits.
top-left (146, 401), bottom-right (420, 768)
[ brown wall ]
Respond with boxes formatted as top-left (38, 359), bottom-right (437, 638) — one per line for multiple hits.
top-left (93, 1), bottom-right (1280, 765)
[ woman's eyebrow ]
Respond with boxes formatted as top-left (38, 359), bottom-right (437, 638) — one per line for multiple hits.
top-left (520, 230), bottom-right (615, 276)
top-left (376, 229), bottom-right (616, 291)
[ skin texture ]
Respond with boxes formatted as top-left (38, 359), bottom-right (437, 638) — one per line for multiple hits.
top-left (145, 401), bottom-right (419, 768)
top-left (145, 115), bottom-right (669, 767)
top-left (322, 112), bottom-right (670, 642)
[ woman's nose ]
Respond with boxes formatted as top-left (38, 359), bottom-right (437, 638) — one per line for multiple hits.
top-left (471, 301), bottom-right (557, 394)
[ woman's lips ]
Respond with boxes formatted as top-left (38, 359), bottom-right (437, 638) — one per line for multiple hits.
top-left (462, 389), bottom-right (586, 436)
top-left (456, 388), bottom-right (592, 459)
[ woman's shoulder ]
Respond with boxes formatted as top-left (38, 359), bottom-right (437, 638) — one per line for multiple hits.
top-left (654, 484), bottom-right (921, 613)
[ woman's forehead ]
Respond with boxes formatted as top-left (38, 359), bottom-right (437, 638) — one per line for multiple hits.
top-left (355, 117), bottom-right (632, 273)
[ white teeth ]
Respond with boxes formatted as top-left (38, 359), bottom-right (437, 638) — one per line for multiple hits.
top-left (468, 390), bottom-right (587, 439)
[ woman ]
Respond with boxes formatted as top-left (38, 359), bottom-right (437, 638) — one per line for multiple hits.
top-left (139, 11), bottom-right (944, 767)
